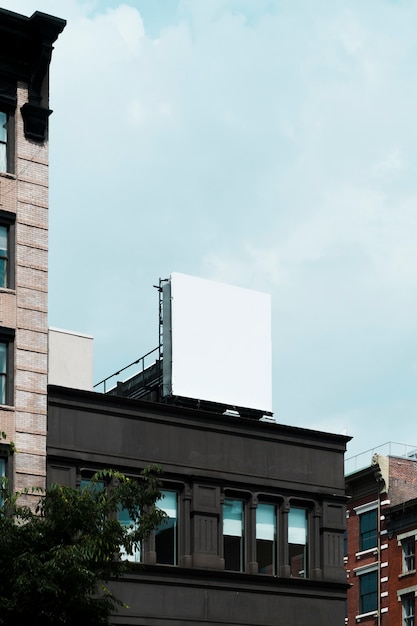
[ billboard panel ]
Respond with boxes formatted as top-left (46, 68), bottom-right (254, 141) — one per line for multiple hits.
top-left (162, 272), bottom-right (272, 413)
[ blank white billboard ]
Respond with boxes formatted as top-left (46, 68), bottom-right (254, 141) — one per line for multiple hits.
top-left (162, 272), bottom-right (272, 414)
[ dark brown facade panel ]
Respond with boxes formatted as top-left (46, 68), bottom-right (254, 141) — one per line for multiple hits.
top-left (110, 574), bottom-right (347, 626)
top-left (47, 389), bottom-right (348, 495)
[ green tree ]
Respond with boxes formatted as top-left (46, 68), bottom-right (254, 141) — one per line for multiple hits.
top-left (0, 465), bottom-right (164, 626)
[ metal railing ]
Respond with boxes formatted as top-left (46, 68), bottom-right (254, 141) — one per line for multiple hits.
top-left (94, 347), bottom-right (159, 394)
top-left (345, 441), bottom-right (417, 475)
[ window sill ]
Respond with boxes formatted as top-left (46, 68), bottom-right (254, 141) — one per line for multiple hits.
top-left (356, 548), bottom-right (378, 559)
top-left (399, 569), bottom-right (416, 579)
top-left (0, 171), bottom-right (16, 181)
top-left (355, 610), bottom-right (378, 622)
top-left (0, 287), bottom-right (15, 295)
top-left (0, 403), bottom-right (14, 411)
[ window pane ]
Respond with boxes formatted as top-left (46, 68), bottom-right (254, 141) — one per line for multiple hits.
top-left (80, 478), bottom-right (105, 492)
top-left (0, 343), bottom-right (6, 375)
top-left (289, 507), bottom-right (308, 578)
top-left (0, 112), bottom-right (6, 173)
top-left (0, 226), bottom-right (7, 255)
top-left (223, 499), bottom-right (244, 571)
top-left (0, 343), bottom-right (6, 405)
top-left (360, 509), bottom-right (377, 551)
top-left (256, 503), bottom-right (276, 574)
top-left (0, 225), bottom-right (8, 289)
top-left (403, 594), bottom-right (415, 626)
top-left (403, 538), bottom-right (416, 573)
top-left (360, 570), bottom-right (377, 613)
top-left (0, 113), bottom-right (6, 143)
top-left (0, 457), bottom-right (5, 506)
top-left (155, 490), bottom-right (177, 565)
top-left (0, 147), bottom-right (6, 173)
top-left (118, 506), bottom-right (141, 562)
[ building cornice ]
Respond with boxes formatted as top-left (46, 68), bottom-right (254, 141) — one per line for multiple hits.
top-left (0, 9), bottom-right (66, 141)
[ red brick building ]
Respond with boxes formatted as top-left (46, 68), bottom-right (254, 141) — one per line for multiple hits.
top-left (345, 444), bottom-right (417, 625)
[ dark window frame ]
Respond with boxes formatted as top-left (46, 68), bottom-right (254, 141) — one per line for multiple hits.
top-left (359, 508), bottom-right (377, 551)
top-left (0, 328), bottom-right (14, 406)
top-left (288, 504), bottom-right (310, 579)
top-left (256, 501), bottom-right (277, 575)
top-left (403, 538), bottom-right (416, 573)
top-left (155, 488), bottom-right (179, 566)
top-left (0, 211), bottom-right (15, 291)
top-left (403, 593), bottom-right (415, 626)
top-left (0, 442), bottom-right (14, 499)
top-left (359, 569), bottom-right (377, 614)
top-left (223, 496), bottom-right (246, 572)
top-left (0, 107), bottom-right (15, 175)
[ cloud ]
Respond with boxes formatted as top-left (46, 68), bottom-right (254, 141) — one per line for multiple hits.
top-left (2, 0), bottom-right (417, 457)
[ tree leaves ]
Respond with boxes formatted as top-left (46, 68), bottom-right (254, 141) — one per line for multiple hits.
top-left (0, 466), bottom-right (164, 626)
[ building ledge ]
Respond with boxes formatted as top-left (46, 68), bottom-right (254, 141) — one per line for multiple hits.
top-left (355, 548), bottom-right (378, 560)
top-left (356, 610), bottom-right (378, 622)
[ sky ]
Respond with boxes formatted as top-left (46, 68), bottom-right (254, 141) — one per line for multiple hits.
top-left (2, 0), bottom-right (417, 459)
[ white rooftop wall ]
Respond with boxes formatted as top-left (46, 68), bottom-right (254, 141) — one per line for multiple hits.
top-left (48, 328), bottom-right (94, 391)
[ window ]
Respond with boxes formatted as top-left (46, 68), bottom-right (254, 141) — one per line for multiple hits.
top-left (118, 506), bottom-right (141, 562)
top-left (403, 538), bottom-right (416, 573)
top-left (80, 477), bottom-right (105, 492)
top-left (359, 570), bottom-right (377, 614)
top-left (0, 456), bottom-right (5, 505)
top-left (0, 212), bottom-right (15, 290)
top-left (0, 110), bottom-right (13, 174)
top-left (288, 507), bottom-right (308, 578)
top-left (256, 503), bottom-right (276, 574)
top-left (403, 593), bottom-right (415, 626)
top-left (360, 509), bottom-right (377, 551)
top-left (0, 331), bottom-right (13, 406)
top-left (223, 498), bottom-right (244, 571)
top-left (0, 112), bottom-right (6, 172)
top-left (0, 342), bottom-right (7, 405)
top-left (0, 225), bottom-right (8, 288)
top-left (155, 490), bottom-right (177, 565)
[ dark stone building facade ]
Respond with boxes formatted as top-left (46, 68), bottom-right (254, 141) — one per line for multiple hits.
top-left (48, 385), bottom-right (349, 625)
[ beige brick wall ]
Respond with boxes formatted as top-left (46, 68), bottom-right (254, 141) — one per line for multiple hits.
top-left (0, 292), bottom-right (16, 327)
top-left (15, 266), bottom-right (48, 292)
top-left (17, 204), bottom-right (48, 229)
top-left (0, 175), bottom-right (16, 212)
top-left (11, 82), bottom-right (49, 495)
top-left (11, 411), bottom-right (46, 435)
top-left (0, 406), bottom-right (16, 441)
top-left (16, 328), bottom-right (48, 352)
top-left (17, 223), bottom-right (48, 250)
top-left (14, 288), bottom-right (47, 313)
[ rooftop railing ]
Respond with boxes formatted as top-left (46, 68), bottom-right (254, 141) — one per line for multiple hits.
top-left (345, 441), bottom-right (417, 475)
top-left (94, 347), bottom-right (159, 394)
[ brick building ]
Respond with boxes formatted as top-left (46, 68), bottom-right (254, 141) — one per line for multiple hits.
top-left (345, 444), bottom-right (417, 626)
top-left (0, 8), bottom-right (65, 503)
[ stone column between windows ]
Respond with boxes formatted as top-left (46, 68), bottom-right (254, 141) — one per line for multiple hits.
top-left (180, 485), bottom-right (192, 567)
top-left (248, 496), bottom-right (258, 574)
top-left (280, 498), bottom-right (290, 577)
top-left (311, 503), bottom-right (322, 580)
